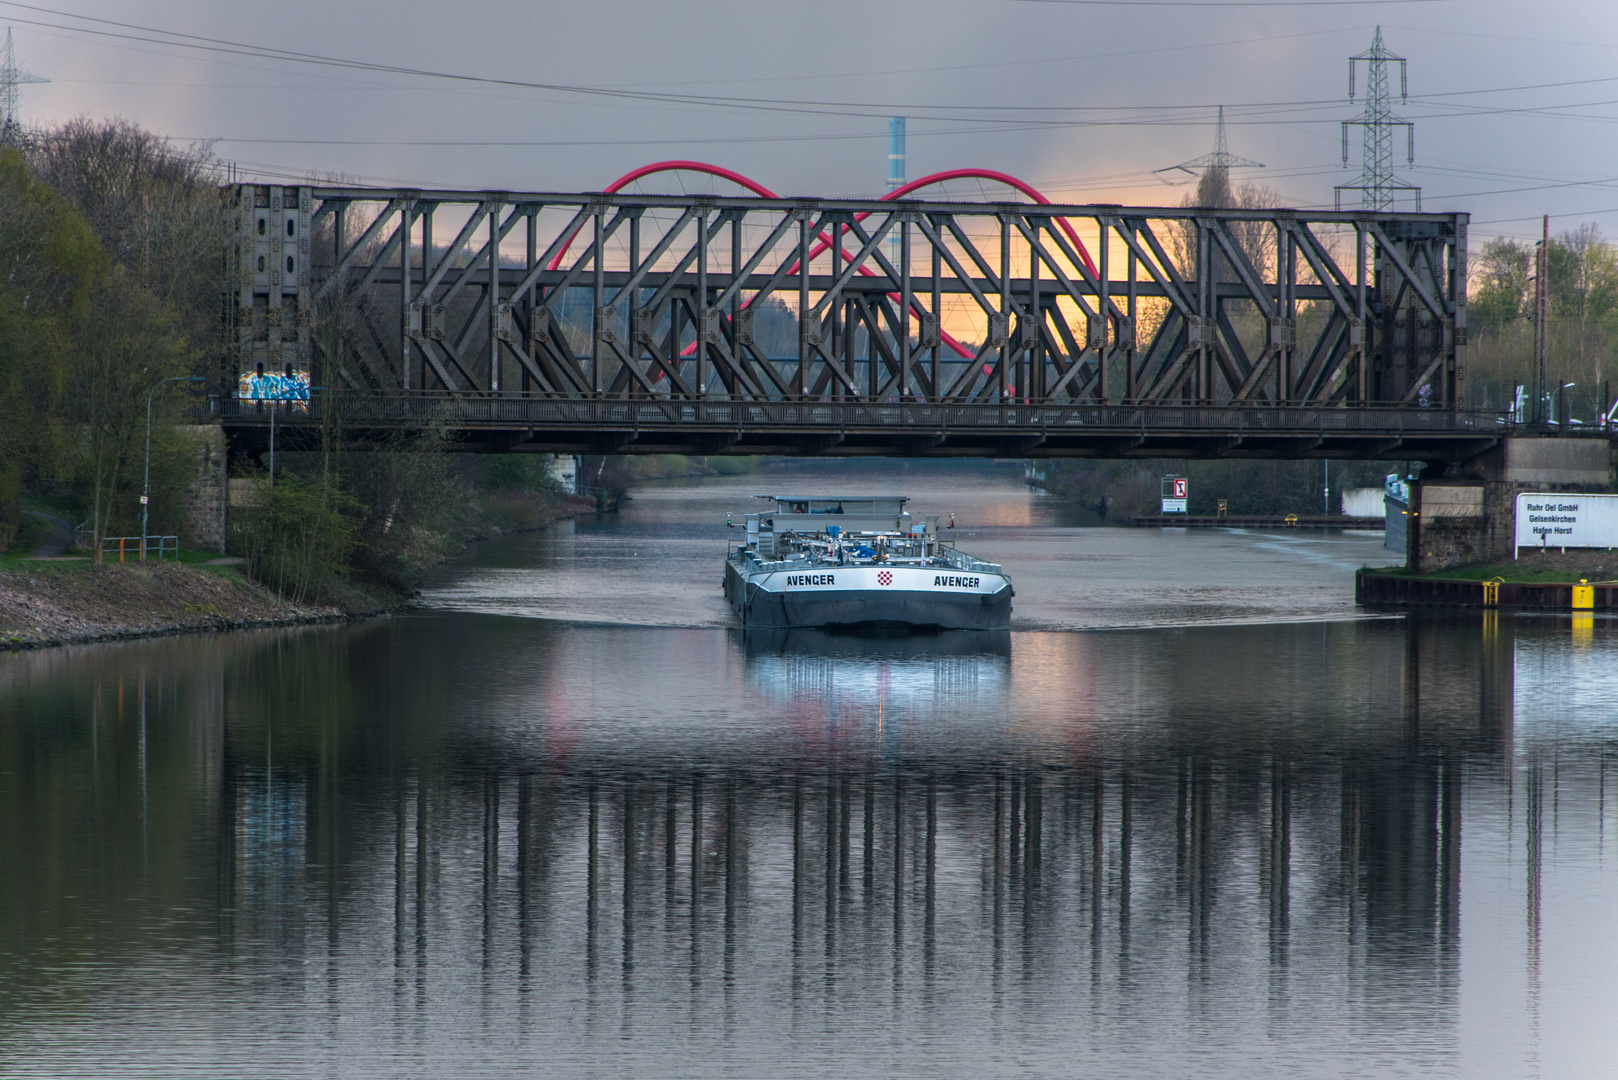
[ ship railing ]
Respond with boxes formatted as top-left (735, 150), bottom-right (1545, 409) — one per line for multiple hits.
top-left (935, 547), bottom-right (1003, 575)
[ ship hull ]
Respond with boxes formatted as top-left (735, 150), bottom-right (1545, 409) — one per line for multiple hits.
top-left (725, 562), bottom-right (1012, 630)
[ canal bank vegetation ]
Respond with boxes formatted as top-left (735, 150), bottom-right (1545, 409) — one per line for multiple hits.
top-left (1033, 457), bottom-right (1398, 520)
top-left (577, 453), bottom-right (761, 490)
top-left (0, 121), bottom-right (227, 557)
top-left (235, 444), bottom-right (592, 596)
top-left (1468, 227), bottom-right (1618, 418)
top-left (0, 557), bottom-right (398, 650)
top-left (0, 118), bottom-right (593, 611)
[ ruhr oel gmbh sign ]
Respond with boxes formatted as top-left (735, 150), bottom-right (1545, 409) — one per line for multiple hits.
top-left (1514, 492), bottom-right (1618, 550)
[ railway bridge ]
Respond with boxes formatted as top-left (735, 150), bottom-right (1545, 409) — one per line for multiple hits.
top-left (212, 166), bottom-right (1614, 568)
top-left (219, 164), bottom-right (1490, 456)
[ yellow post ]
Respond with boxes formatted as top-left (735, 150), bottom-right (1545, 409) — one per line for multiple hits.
top-left (1482, 577), bottom-right (1502, 607)
top-left (1572, 579), bottom-right (1595, 610)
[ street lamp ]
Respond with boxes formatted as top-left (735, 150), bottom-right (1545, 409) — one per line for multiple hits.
top-left (142, 376), bottom-right (205, 562)
top-left (1557, 382), bottom-right (1576, 431)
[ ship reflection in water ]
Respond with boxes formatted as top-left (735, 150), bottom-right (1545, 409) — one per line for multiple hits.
top-left (0, 612), bottom-right (1615, 1077)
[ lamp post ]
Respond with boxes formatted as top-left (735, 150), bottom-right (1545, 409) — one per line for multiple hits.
top-left (1557, 382), bottom-right (1576, 432)
top-left (143, 376), bottom-right (205, 562)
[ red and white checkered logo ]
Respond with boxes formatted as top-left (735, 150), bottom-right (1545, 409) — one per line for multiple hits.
top-left (877, 570), bottom-right (893, 586)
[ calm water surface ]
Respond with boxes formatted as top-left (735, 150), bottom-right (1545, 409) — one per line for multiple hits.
top-left (2, 464), bottom-right (1615, 1078)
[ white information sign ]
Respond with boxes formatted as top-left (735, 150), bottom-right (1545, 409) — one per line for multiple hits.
top-left (1514, 492), bottom-right (1618, 550)
top-left (1161, 498), bottom-right (1188, 514)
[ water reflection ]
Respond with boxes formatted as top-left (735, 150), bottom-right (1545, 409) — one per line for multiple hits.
top-left (0, 614), bottom-right (1613, 1076)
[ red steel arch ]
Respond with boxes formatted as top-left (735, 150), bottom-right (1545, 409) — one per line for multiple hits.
top-left (868, 168), bottom-right (1097, 277)
top-left (548, 161), bottom-right (1100, 372)
top-left (545, 160), bottom-right (782, 271)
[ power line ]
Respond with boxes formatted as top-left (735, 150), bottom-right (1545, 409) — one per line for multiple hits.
top-left (0, 1), bottom-right (1597, 126)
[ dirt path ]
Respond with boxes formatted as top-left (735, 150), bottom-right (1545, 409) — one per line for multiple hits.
top-left (23, 512), bottom-right (74, 557)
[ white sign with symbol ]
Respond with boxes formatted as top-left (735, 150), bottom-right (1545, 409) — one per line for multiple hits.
top-left (1161, 476), bottom-right (1189, 514)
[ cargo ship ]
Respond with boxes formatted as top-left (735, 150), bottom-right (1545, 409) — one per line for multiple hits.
top-left (723, 495), bottom-right (1013, 630)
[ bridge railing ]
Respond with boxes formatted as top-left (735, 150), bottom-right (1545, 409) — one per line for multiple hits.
top-left (220, 394), bottom-right (1514, 434)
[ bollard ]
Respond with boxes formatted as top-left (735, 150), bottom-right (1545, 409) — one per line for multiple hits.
top-left (1572, 579), bottom-right (1594, 610)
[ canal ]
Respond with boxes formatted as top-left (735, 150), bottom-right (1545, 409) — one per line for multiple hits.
top-left (1, 463), bottom-right (1613, 1077)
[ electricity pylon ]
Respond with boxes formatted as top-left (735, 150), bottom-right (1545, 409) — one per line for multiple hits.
top-left (1155, 105), bottom-right (1265, 179)
top-left (1, 28), bottom-right (48, 141)
top-left (1335, 26), bottom-right (1419, 212)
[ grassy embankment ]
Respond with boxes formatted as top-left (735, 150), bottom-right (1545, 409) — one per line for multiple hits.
top-left (1366, 549), bottom-right (1618, 585)
top-left (0, 554), bottom-right (400, 651)
top-left (0, 483), bottom-right (595, 651)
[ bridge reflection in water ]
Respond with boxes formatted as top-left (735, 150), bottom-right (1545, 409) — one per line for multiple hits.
top-left (0, 614), bottom-right (1609, 1075)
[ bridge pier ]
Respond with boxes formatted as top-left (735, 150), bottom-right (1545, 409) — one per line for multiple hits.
top-left (1408, 438), bottom-right (1615, 571)
top-left (180, 426), bottom-right (228, 554)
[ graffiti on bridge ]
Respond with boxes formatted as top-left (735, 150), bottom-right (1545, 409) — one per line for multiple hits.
top-left (238, 369), bottom-right (311, 412)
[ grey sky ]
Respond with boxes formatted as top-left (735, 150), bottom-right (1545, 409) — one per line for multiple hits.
top-left (9, 0), bottom-right (1618, 241)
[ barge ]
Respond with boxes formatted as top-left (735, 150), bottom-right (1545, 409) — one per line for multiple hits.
top-left (724, 495), bottom-right (1013, 630)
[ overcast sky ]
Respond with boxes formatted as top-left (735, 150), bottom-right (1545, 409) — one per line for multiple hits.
top-left (8, 0), bottom-right (1618, 242)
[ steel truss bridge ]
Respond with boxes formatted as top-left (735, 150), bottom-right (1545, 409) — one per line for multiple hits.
top-left (220, 163), bottom-right (1508, 460)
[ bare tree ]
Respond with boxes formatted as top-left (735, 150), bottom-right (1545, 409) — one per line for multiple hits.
top-left (69, 266), bottom-right (192, 559)
top-left (24, 118), bottom-right (228, 375)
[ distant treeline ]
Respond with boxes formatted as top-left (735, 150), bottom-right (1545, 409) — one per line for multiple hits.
top-left (0, 119), bottom-right (223, 555)
top-left (1469, 227), bottom-right (1618, 419)
top-left (1033, 457), bottom-right (1396, 520)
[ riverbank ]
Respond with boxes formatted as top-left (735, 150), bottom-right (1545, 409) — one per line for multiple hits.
top-left (1357, 551), bottom-right (1618, 610)
top-left (1366, 546), bottom-right (1618, 583)
top-left (0, 489), bottom-right (606, 652)
top-left (0, 560), bottom-right (405, 651)
top-left (464, 490), bottom-right (600, 543)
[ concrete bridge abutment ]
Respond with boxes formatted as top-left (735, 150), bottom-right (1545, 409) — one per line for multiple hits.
top-left (1408, 438), bottom-right (1615, 572)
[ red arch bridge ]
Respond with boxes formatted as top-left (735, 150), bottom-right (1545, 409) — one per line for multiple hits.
top-left (217, 163), bottom-right (1546, 462)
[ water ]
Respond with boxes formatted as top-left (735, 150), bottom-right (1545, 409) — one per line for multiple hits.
top-left (1, 464), bottom-right (1615, 1078)
top-left (423, 462), bottom-right (1396, 629)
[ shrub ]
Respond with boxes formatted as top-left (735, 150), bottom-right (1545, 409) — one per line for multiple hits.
top-left (237, 471), bottom-right (360, 605)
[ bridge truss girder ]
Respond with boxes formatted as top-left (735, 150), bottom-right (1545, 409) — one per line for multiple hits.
top-left (227, 184), bottom-right (1467, 412)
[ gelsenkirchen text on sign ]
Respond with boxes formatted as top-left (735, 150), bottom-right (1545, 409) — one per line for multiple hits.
top-left (1514, 492), bottom-right (1618, 551)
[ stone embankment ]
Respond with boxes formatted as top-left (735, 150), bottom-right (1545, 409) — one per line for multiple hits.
top-left (0, 561), bottom-right (401, 651)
